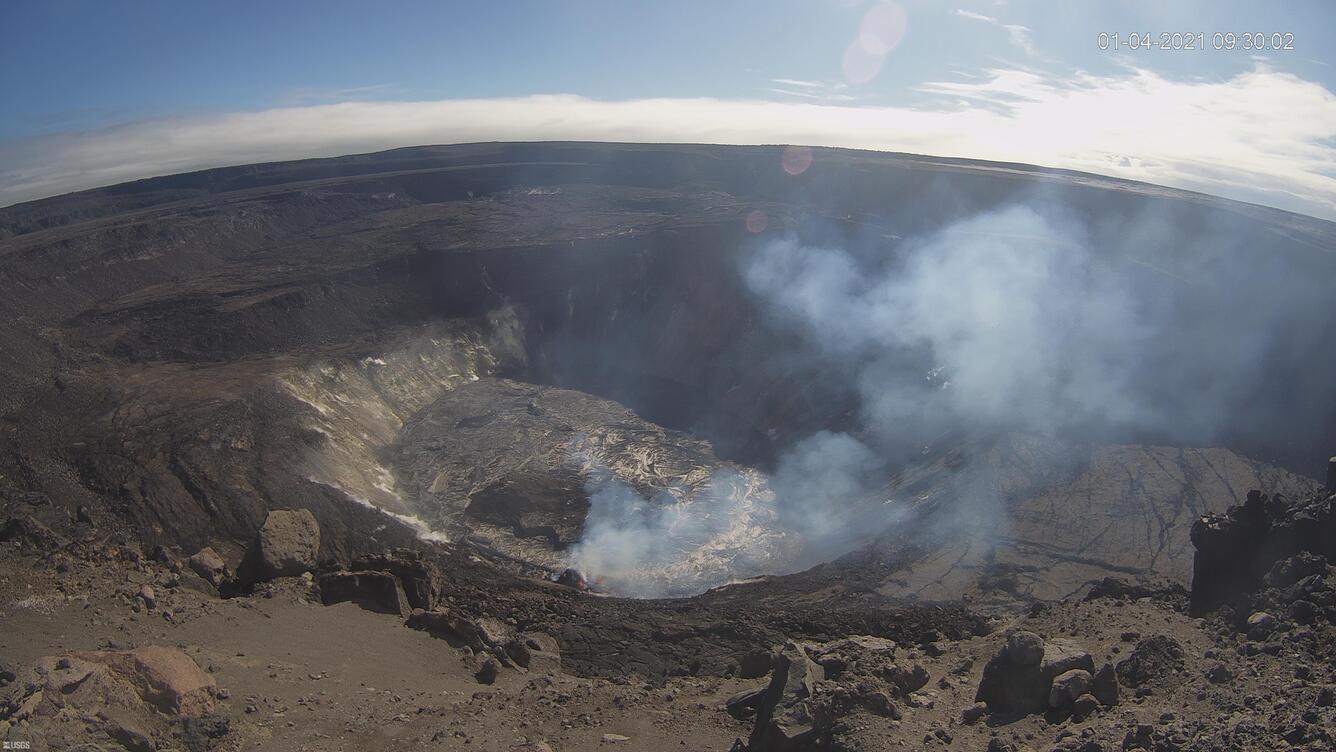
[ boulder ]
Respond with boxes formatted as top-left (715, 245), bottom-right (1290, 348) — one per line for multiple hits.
top-left (960, 702), bottom-right (988, 725)
top-left (1005, 631), bottom-right (1045, 667)
top-left (884, 663), bottom-right (931, 695)
top-left (1092, 663), bottom-right (1119, 706)
top-left (1039, 639), bottom-right (1095, 680)
top-left (975, 632), bottom-right (1051, 716)
top-left (1245, 611), bottom-right (1276, 639)
top-left (1072, 693), bottom-right (1100, 719)
top-left (1048, 669), bottom-right (1092, 709)
top-left (187, 547), bottom-right (228, 586)
top-left (75, 646), bottom-right (217, 716)
top-left (137, 584), bottom-right (157, 610)
top-left (252, 509), bottom-right (320, 580)
top-left (861, 690), bottom-right (899, 719)
top-left (520, 632), bottom-right (562, 674)
top-left (318, 570), bottom-right (410, 616)
top-left (748, 641), bottom-right (825, 751)
top-left (1264, 552), bottom-right (1330, 588)
top-left (503, 639), bottom-right (532, 669)
top-left (1205, 663), bottom-right (1233, 684)
top-left (1115, 635), bottom-right (1185, 689)
top-left (475, 657), bottom-right (500, 685)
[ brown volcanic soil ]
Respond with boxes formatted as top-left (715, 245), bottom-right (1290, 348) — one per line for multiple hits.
top-left (4, 511), bottom-right (1335, 752)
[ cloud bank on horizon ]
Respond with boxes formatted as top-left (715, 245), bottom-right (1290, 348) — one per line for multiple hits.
top-left (2, 63), bottom-right (1335, 221)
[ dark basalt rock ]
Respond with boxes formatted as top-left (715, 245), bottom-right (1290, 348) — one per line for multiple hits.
top-left (748, 641), bottom-right (825, 751)
top-left (974, 632), bottom-right (1102, 719)
top-left (1115, 635), bottom-right (1185, 689)
top-left (1084, 577), bottom-right (1188, 610)
top-left (1190, 490), bottom-right (1335, 616)
top-left (318, 570), bottom-right (411, 616)
top-left (349, 549), bottom-right (438, 611)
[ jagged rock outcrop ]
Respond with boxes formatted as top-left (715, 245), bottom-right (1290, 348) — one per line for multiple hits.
top-left (732, 635), bottom-right (943, 750)
top-left (319, 570), bottom-right (411, 615)
top-left (406, 607), bottom-right (560, 676)
top-left (348, 549), bottom-right (438, 611)
top-left (748, 642), bottom-right (825, 751)
top-left (1190, 490), bottom-right (1335, 615)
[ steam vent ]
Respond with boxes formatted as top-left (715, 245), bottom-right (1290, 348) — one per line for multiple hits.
top-left (4, 144), bottom-right (1336, 750)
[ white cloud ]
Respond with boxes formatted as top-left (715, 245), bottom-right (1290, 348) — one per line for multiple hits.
top-left (955, 9), bottom-right (997, 23)
top-left (768, 78), bottom-right (856, 102)
top-left (2, 64), bottom-right (1334, 220)
top-left (955, 7), bottom-right (1035, 56)
top-left (770, 78), bottom-right (827, 89)
top-left (1002, 24), bottom-right (1036, 56)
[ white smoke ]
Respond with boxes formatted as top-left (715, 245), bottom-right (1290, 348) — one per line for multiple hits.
top-left (747, 205), bottom-right (1151, 442)
top-left (567, 200), bottom-right (1332, 597)
top-left (565, 461), bottom-right (787, 597)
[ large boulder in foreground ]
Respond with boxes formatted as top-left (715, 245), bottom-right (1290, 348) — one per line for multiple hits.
top-left (974, 631), bottom-right (1051, 716)
top-left (975, 632), bottom-right (1103, 718)
top-left (74, 646), bottom-right (218, 716)
top-left (748, 641), bottom-right (825, 751)
top-left (239, 509), bottom-right (320, 583)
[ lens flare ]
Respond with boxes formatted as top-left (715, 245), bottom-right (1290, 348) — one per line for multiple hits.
top-left (843, 2), bottom-right (906, 85)
top-left (859, 1), bottom-right (907, 56)
top-left (781, 145), bottom-right (813, 176)
top-left (842, 42), bottom-right (885, 85)
top-left (745, 209), bottom-right (769, 233)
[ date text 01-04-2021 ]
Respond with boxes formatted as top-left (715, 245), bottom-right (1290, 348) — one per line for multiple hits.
top-left (1098, 32), bottom-right (1294, 51)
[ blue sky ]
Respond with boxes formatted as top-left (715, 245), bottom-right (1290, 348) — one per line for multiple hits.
top-left (2, 1), bottom-right (1335, 217)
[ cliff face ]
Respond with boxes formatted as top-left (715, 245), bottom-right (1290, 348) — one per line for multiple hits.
top-left (1, 143), bottom-right (1333, 597)
top-left (1191, 488), bottom-right (1336, 616)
